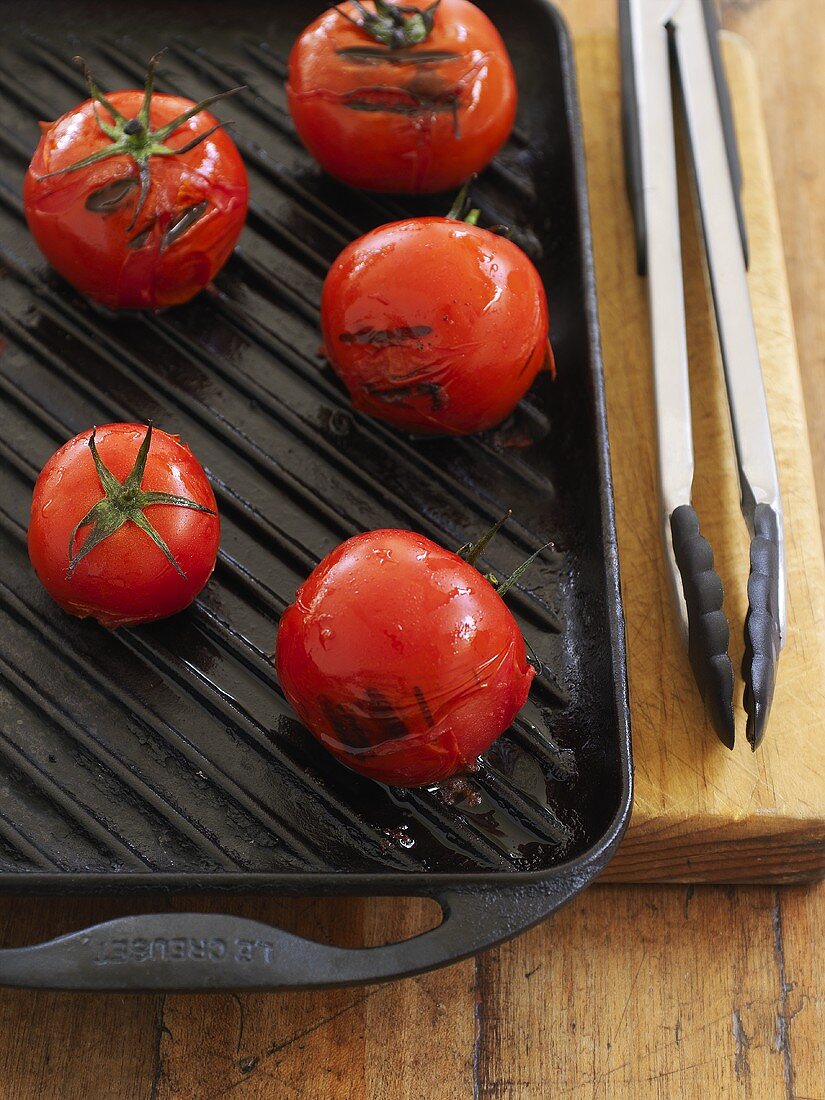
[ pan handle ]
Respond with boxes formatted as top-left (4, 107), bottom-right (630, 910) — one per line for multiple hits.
top-left (0, 875), bottom-right (586, 992)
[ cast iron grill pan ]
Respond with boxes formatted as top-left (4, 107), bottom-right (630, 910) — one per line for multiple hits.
top-left (0, 0), bottom-right (632, 989)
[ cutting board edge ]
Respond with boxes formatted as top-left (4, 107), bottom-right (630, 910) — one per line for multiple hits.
top-left (606, 810), bottom-right (825, 884)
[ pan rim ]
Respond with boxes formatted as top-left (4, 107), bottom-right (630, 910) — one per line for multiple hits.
top-left (0, 0), bottom-right (632, 896)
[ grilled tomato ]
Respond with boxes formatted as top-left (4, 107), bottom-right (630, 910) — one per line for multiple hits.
top-left (275, 522), bottom-right (542, 787)
top-left (321, 198), bottom-right (553, 435)
top-left (287, 0), bottom-right (517, 193)
top-left (28, 423), bottom-right (220, 628)
top-left (24, 52), bottom-right (248, 310)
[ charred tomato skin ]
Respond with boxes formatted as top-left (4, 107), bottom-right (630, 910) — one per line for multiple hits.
top-left (24, 91), bottom-right (248, 310)
top-left (287, 0), bottom-right (517, 194)
top-left (321, 216), bottom-right (551, 436)
top-left (275, 529), bottom-right (535, 788)
top-left (28, 423), bottom-right (220, 628)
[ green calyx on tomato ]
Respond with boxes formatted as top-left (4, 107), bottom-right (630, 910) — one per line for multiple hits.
top-left (67, 423), bottom-right (216, 579)
top-left (446, 177), bottom-right (482, 226)
top-left (458, 512), bottom-right (550, 676)
top-left (457, 511), bottom-right (551, 598)
top-left (446, 178), bottom-right (517, 236)
top-left (37, 51), bottom-right (244, 231)
top-left (336, 0), bottom-right (441, 49)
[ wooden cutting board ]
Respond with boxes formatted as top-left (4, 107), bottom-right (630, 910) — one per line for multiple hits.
top-left (573, 32), bottom-right (825, 884)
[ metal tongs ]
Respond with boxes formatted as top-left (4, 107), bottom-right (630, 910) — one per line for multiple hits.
top-left (619, 0), bottom-right (785, 749)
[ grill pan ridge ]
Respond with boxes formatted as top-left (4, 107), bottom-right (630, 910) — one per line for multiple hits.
top-left (0, 0), bottom-right (632, 990)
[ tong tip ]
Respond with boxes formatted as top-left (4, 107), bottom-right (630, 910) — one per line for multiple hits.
top-left (706, 656), bottom-right (736, 749)
top-left (670, 506), bottom-right (735, 750)
top-left (742, 504), bottom-right (783, 751)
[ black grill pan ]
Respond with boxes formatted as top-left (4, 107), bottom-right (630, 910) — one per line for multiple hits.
top-left (0, 0), bottom-right (632, 990)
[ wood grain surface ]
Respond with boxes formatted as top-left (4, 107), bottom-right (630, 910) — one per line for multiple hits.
top-left (0, 1), bottom-right (823, 1098)
top-left (589, 28), bottom-right (825, 883)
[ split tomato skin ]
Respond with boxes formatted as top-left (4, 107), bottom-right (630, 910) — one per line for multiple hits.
top-left (275, 529), bottom-right (535, 788)
top-left (287, 0), bottom-right (517, 193)
top-left (321, 217), bottom-right (551, 436)
top-left (28, 424), bottom-right (220, 629)
top-left (24, 91), bottom-right (248, 310)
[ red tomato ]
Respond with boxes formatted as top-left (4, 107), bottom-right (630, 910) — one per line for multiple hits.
top-left (24, 54), bottom-right (248, 310)
top-left (28, 423), bottom-right (220, 629)
top-left (321, 215), bottom-right (552, 435)
top-left (287, 0), bottom-right (517, 193)
top-left (275, 528), bottom-right (535, 787)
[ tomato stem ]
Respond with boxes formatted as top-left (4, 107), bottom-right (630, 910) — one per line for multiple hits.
top-left (446, 178), bottom-right (481, 225)
top-left (138, 50), bottom-right (165, 131)
top-left (37, 53), bottom-right (245, 233)
top-left (74, 55), bottom-right (127, 125)
top-left (494, 543), bottom-right (551, 598)
top-left (457, 512), bottom-right (551, 598)
top-left (66, 423), bottom-right (216, 579)
top-left (335, 0), bottom-right (441, 49)
top-left (457, 510), bottom-right (511, 566)
top-left (447, 182), bottom-right (522, 238)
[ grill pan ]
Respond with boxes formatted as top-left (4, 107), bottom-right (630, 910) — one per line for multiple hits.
top-left (0, 0), bottom-right (632, 991)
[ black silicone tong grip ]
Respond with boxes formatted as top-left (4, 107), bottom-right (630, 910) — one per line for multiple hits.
top-left (0, 880), bottom-right (586, 992)
top-left (619, 0), bottom-right (749, 275)
top-left (742, 503), bottom-right (782, 750)
top-left (670, 505), bottom-right (735, 746)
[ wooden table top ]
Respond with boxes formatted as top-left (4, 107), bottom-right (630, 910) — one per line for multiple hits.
top-left (1, 1), bottom-right (823, 1096)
